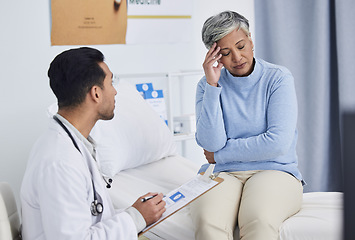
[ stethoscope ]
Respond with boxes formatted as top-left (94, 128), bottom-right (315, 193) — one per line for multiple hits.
top-left (53, 115), bottom-right (104, 216)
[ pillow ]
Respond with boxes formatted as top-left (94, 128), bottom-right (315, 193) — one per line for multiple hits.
top-left (91, 79), bottom-right (177, 177)
top-left (47, 79), bottom-right (177, 177)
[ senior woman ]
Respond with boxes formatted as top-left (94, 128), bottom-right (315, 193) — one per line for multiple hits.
top-left (190, 11), bottom-right (304, 240)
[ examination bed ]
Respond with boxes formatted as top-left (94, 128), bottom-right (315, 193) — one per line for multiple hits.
top-left (88, 79), bottom-right (343, 240)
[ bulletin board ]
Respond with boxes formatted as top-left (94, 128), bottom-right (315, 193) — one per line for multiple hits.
top-left (51, 0), bottom-right (127, 45)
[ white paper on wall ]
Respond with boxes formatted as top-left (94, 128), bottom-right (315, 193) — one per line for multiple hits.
top-left (126, 0), bottom-right (192, 44)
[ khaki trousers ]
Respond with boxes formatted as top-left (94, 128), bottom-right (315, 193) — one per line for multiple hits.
top-left (190, 170), bottom-right (303, 240)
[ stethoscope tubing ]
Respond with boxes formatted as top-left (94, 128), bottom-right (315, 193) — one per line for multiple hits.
top-left (53, 115), bottom-right (103, 216)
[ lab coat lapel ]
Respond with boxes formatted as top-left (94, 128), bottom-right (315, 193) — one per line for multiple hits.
top-left (76, 137), bottom-right (114, 220)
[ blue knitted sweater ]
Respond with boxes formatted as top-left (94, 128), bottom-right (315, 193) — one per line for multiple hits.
top-left (195, 58), bottom-right (303, 181)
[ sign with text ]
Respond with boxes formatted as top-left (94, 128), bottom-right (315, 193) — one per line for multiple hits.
top-left (126, 0), bottom-right (192, 44)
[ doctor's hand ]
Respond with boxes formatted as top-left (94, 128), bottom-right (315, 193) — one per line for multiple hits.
top-left (132, 192), bottom-right (166, 226)
top-left (204, 149), bottom-right (216, 164)
top-left (203, 42), bottom-right (223, 87)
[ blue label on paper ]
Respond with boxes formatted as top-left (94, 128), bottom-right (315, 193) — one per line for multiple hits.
top-left (169, 191), bottom-right (185, 202)
top-left (144, 89), bottom-right (164, 99)
top-left (136, 83), bottom-right (153, 95)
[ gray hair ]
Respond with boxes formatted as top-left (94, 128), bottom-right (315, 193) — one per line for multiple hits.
top-left (202, 11), bottom-right (250, 49)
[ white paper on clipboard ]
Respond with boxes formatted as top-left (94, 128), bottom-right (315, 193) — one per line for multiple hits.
top-left (139, 164), bottom-right (223, 235)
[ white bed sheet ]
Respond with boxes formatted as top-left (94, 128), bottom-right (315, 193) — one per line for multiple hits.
top-left (280, 192), bottom-right (343, 240)
top-left (108, 155), bottom-right (198, 240)
top-left (108, 155), bottom-right (343, 240)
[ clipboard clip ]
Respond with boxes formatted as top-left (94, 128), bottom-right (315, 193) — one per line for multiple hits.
top-left (201, 164), bottom-right (220, 182)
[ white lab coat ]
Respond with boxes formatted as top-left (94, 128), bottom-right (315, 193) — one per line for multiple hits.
top-left (20, 118), bottom-right (138, 240)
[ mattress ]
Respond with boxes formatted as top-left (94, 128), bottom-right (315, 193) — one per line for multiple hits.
top-left (108, 155), bottom-right (343, 240)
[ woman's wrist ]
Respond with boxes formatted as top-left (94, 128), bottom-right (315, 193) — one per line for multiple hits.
top-left (207, 81), bottom-right (218, 87)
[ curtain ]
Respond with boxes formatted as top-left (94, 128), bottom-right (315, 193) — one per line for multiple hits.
top-left (254, 0), bottom-right (355, 192)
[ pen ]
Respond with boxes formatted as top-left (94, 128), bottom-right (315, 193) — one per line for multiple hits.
top-left (141, 195), bottom-right (157, 202)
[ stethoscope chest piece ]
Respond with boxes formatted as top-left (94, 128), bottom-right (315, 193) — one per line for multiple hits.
top-left (91, 200), bottom-right (104, 216)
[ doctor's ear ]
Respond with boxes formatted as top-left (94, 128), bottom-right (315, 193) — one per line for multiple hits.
top-left (89, 86), bottom-right (101, 102)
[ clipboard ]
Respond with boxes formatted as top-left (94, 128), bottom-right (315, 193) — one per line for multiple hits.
top-left (139, 164), bottom-right (224, 236)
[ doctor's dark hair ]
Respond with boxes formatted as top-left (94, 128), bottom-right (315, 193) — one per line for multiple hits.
top-left (202, 11), bottom-right (250, 49)
top-left (48, 47), bottom-right (106, 108)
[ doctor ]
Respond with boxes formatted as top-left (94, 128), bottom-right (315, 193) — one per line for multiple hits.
top-left (20, 47), bottom-right (166, 240)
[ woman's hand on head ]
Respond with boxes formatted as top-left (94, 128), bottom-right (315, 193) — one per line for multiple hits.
top-left (203, 42), bottom-right (223, 87)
